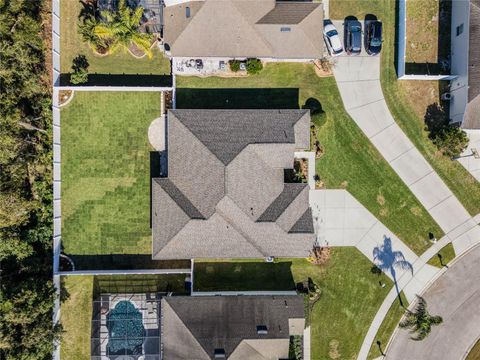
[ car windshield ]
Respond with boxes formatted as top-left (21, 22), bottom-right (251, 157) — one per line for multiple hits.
top-left (326, 30), bottom-right (338, 37)
top-left (371, 38), bottom-right (382, 47)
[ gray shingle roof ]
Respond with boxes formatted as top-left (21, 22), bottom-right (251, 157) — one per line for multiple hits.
top-left (162, 296), bottom-right (304, 359)
top-left (463, 0), bottom-right (480, 129)
top-left (289, 208), bottom-right (314, 233)
top-left (257, 183), bottom-right (307, 222)
top-left (152, 109), bottom-right (315, 259)
top-left (170, 109), bottom-right (307, 165)
top-left (155, 179), bottom-right (204, 219)
top-left (256, 2), bottom-right (320, 24)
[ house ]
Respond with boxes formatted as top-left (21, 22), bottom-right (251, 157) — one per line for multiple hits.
top-left (448, 0), bottom-right (480, 129)
top-left (151, 109), bottom-right (315, 260)
top-left (161, 295), bottom-right (305, 359)
top-left (163, 0), bottom-right (324, 61)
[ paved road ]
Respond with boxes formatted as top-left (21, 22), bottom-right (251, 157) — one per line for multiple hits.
top-left (331, 21), bottom-right (472, 238)
top-left (386, 244), bottom-right (480, 360)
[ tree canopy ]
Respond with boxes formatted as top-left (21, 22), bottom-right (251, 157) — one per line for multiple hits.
top-left (0, 0), bottom-right (61, 358)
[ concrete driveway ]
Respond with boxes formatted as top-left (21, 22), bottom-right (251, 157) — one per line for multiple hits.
top-left (386, 244), bottom-right (480, 360)
top-left (331, 20), bottom-right (472, 238)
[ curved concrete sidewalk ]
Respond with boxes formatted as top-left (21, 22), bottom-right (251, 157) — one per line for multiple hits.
top-left (385, 244), bottom-right (480, 360)
top-left (330, 24), bottom-right (480, 359)
top-left (330, 26), bottom-right (471, 240)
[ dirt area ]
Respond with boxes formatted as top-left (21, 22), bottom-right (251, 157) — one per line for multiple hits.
top-left (59, 90), bottom-right (74, 106)
top-left (406, 0), bottom-right (439, 63)
top-left (399, 80), bottom-right (441, 119)
top-left (314, 59), bottom-right (333, 77)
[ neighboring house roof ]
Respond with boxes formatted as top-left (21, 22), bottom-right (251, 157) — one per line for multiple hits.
top-left (161, 296), bottom-right (305, 360)
top-left (152, 109), bottom-right (315, 260)
top-left (163, 0), bottom-right (324, 59)
top-left (463, 0), bottom-right (480, 129)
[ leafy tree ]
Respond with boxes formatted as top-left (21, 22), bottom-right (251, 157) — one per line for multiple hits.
top-left (246, 58), bottom-right (263, 74)
top-left (399, 296), bottom-right (443, 340)
top-left (424, 103), bottom-right (469, 158)
top-left (433, 126), bottom-right (469, 158)
top-left (0, 0), bottom-right (61, 358)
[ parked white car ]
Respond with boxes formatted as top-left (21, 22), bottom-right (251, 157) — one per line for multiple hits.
top-left (323, 23), bottom-right (343, 56)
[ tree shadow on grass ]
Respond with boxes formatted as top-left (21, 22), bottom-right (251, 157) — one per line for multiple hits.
top-left (373, 236), bottom-right (413, 308)
top-left (175, 88), bottom-right (299, 109)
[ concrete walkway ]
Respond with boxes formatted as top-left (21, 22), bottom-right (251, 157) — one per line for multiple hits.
top-left (457, 129), bottom-right (480, 182)
top-left (385, 243), bottom-right (480, 360)
top-left (309, 189), bottom-right (439, 297)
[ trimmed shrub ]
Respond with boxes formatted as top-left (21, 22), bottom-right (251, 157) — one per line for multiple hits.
top-left (433, 126), bottom-right (469, 158)
top-left (229, 60), bottom-right (241, 72)
top-left (246, 58), bottom-right (263, 74)
top-left (71, 54), bottom-right (89, 85)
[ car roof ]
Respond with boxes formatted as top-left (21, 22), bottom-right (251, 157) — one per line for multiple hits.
top-left (324, 23), bottom-right (336, 32)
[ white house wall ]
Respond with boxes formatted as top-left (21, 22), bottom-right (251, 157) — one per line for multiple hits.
top-left (450, 0), bottom-right (470, 124)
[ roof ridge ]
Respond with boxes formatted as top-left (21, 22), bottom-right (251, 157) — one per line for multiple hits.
top-left (163, 300), bottom-right (211, 359)
top-left (154, 178), bottom-right (204, 219)
top-left (257, 183), bottom-right (307, 222)
top-left (216, 196), bottom-right (267, 256)
top-left (230, 0), bottom-right (275, 53)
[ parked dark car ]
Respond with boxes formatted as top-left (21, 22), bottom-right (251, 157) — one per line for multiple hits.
top-left (365, 21), bottom-right (382, 55)
top-left (345, 20), bottom-right (362, 55)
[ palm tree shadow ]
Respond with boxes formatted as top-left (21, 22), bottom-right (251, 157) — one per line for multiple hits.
top-left (373, 236), bottom-right (413, 308)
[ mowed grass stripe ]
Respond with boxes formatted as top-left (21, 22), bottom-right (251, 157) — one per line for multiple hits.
top-left (61, 92), bottom-right (160, 255)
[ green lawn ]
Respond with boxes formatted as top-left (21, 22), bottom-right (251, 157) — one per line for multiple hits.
top-left (177, 64), bottom-right (443, 254)
top-left (61, 92), bottom-right (160, 255)
top-left (367, 292), bottom-right (408, 360)
top-left (427, 242), bottom-right (456, 268)
top-left (330, 0), bottom-right (480, 216)
top-left (61, 276), bottom-right (93, 360)
top-left (194, 248), bottom-right (393, 359)
top-left (60, 0), bottom-right (170, 75)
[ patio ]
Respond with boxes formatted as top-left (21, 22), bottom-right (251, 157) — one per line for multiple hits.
top-left (173, 58), bottom-right (246, 76)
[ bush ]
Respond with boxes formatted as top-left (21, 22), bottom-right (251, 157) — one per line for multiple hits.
top-left (246, 58), bottom-right (263, 74)
top-left (229, 60), bottom-right (241, 72)
top-left (433, 126), bottom-right (468, 158)
top-left (70, 54), bottom-right (89, 85)
top-left (424, 103), bottom-right (468, 158)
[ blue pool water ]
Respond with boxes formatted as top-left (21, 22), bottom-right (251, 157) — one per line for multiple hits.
top-left (106, 300), bottom-right (145, 355)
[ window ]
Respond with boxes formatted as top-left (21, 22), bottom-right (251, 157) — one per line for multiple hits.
top-left (186, 6), bottom-right (190, 18)
top-left (456, 23), bottom-right (464, 36)
top-left (280, 27), bottom-right (291, 32)
top-left (256, 325), bottom-right (268, 334)
top-left (214, 349), bottom-right (226, 358)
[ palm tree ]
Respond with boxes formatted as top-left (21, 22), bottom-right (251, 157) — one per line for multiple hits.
top-left (94, 0), bottom-right (154, 58)
top-left (78, 16), bottom-right (106, 53)
top-left (373, 236), bottom-right (413, 306)
top-left (399, 296), bottom-right (443, 340)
